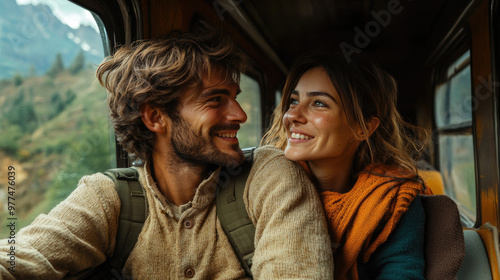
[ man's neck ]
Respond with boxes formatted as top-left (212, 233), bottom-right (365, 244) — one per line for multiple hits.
top-left (150, 152), bottom-right (210, 206)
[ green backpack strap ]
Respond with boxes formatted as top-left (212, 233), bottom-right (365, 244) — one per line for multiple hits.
top-left (216, 147), bottom-right (256, 279)
top-left (65, 168), bottom-right (148, 280)
top-left (103, 168), bottom-right (148, 272)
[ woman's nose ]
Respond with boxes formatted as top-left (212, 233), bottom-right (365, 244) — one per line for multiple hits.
top-left (284, 104), bottom-right (307, 126)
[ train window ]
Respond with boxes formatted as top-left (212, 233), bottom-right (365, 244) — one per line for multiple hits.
top-left (275, 89), bottom-right (282, 108)
top-left (434, 50), bottom-right (476, 218)
top-left (238, 73), bottom-right (262, 148)
top-left (435, 51), bottom-right (472, 128)
top-left (0, 0), bottom-right (113, 235)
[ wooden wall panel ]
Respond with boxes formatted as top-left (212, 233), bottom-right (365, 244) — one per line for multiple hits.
top-left (469, 0), bottom-right (499, 228)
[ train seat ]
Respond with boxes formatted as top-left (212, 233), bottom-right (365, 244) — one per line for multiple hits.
top-left (417, 160), bottom-right (446, 195)
top-left (419, 169), bottom-right (445, 195)
top-left (457, 224), bottom-right (500, 280)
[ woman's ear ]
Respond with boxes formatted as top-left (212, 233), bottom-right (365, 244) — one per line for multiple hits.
top-left (365, 117), bottom-right (380, 137)
top-left (357, 117), bottom-right (380, 140)
top-left (141, 103), bottom-right (167, 133)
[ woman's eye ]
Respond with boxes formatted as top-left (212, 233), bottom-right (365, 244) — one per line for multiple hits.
top-left (314, 100), bottom-right (327, 107)
top-left (289, 97), bottom-right (299, 105)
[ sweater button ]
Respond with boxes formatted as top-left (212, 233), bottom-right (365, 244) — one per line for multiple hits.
top-left (184, 267), bottom-right (195, 278)
top-left (184, 219), bottom-right (194, 229)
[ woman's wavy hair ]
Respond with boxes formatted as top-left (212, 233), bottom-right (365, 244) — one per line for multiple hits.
top-left (97, 25), bottom-right (246, 161)
top-left (262, 53), bottom-right (429, 174)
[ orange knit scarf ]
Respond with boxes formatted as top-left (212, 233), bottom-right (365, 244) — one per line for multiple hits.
top-left (319, 164), bottom-right (428, 280)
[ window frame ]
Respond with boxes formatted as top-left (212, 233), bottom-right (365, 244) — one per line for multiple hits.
top-left (432, 30), bottom-right (478, 225)
top-left (70, 0), bottom-right (143, 167)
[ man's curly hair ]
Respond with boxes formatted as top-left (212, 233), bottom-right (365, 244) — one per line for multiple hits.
top-left (96, 25), bottom-right (247, 161)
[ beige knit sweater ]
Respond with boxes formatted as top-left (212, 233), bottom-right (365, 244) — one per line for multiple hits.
top-left (0, 146), bottom-right (333, 279)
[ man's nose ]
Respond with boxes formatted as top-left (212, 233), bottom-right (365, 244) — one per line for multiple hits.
top-left (227, 99), bottom-right (248, 123)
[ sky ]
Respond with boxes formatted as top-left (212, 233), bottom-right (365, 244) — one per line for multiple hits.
top-left (15, 0), bottom-right (99, 31)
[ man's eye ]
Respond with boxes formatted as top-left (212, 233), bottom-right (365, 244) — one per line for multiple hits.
top-left (208, 96), bottom-right (221, 103)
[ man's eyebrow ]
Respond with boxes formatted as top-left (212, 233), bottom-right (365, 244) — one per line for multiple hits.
top-left (200, 87), bottom-right (241, 98)
top-left (200, 88), bottom-right (230, 98)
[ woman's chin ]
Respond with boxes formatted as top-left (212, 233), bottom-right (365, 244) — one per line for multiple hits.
top-left (284, 148), bottom-right (307, 162)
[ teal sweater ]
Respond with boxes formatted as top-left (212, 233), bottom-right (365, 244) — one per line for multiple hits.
top-left (358, 195), bottom-right (426, 280)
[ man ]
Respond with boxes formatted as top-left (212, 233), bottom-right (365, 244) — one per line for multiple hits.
top-left (0, 26), bottom-right (333, 279)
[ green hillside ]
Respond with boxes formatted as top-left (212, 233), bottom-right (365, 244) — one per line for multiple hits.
top-left (0, 0), bottom-right (105, 79)
top-left (0, 69), bottom-right (115, 235)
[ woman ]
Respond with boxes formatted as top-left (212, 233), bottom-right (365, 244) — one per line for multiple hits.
top-left (263, 53), bottom-right (431, 279)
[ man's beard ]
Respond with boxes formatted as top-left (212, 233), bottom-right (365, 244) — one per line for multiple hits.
top-left (170, 115), bottom-right (244, 168)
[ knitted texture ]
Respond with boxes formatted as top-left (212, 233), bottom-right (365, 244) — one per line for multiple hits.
top-left (420, 195), bottom-right (465, 279)
top-left (0, 146), bottom-right (333, 279)
top-left (321, 164), bottom-right (426, 280)
top-left (357, 196), bottom-right (426, 279)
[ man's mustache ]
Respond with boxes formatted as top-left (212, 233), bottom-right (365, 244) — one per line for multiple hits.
top-left (210, 124), bottom-right (241, 135)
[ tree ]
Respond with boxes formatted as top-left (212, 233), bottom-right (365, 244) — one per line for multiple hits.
top-left (13, 72), bottom-right (23, 86)
top-left (50, 92), bottom-right (61, 104)
top-left (7, 101), bottom-right (37, 132)
top-left (66, 89), bottom-right (76, 104)
top-left (0, 125), bottom-right (22, 157)
top-left (46, 53), bottom-right (64, 78)
top-left (68, 50), bottom-right (85, 74)
top-left (49, 92), bottom-right (65, 119)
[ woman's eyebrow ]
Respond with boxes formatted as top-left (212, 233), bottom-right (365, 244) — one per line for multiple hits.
top-left (307, 91), bottom-right (333, 99)
top-left (292, 89), bottom-right (334, 99)
top-left (291, 90), bottom-right (337, 103)
top-left (306, 91), bottom-right (337, 103)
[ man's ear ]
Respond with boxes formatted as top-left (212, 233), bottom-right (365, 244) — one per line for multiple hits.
top-left (141, 103), bottom-right (167, 133)
top-left (357, 117), bottom-right (380, 140)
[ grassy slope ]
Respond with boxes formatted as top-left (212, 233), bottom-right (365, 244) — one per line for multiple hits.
top-left (0, 70), bottom-right (114, 235)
